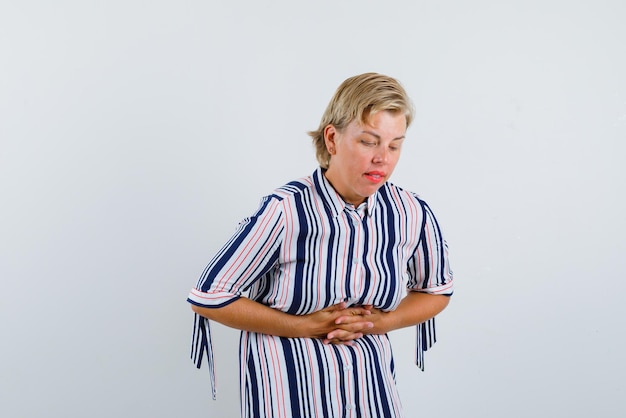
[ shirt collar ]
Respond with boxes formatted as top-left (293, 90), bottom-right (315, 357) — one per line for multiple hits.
top-left (312, 167), bottom-right (379, 218)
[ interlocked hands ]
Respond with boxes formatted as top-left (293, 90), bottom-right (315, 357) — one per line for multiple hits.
top-left (302, 302), bottom-right (387, 345)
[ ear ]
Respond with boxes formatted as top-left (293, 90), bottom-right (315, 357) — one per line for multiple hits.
top-left (323, 125), bottom-right (337, 154)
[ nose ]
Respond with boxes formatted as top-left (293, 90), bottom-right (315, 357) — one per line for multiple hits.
top-left (372, 147), bottom-right (388, 164)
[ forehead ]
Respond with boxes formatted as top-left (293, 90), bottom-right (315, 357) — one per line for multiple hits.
top-left (361, 109), bottom-right (407, 125)
top-left (353, 111), bottom-right (407, 135)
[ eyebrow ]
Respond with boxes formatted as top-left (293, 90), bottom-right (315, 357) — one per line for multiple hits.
top-left (361, 130), bottom-right (405, 141)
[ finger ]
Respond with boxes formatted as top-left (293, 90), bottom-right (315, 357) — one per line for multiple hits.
top-left (349, 308), bottom-right (371, 316)
top-left (325, 301), bottom-right (347, 312)
top-left (337, 321), bottom-right (373, 333)
top-left (335, 314), bottom-right (375, 326)
top-left (327, 329), bottom-right (365, 341)
top-left (334, 308), bottom-right (371, 321)
top-left (324, 338), bottom-right (356, 346)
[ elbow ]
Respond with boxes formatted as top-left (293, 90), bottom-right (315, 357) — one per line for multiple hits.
top-left (436, 292), bottom-right (451, 307)
top-left (190, 303), bottom-right (205, 316)
top-left (190, 303), bottom-right (222, 320)
top-left (440, 294), bottom-right (451, 311)
top-left (427, 294), bottom-right (450, 316)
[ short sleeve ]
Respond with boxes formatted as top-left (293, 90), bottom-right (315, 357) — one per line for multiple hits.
top-left (187, 194), bottom-right (285, 308)
top-left (407, 197), bottom-right (454, 296)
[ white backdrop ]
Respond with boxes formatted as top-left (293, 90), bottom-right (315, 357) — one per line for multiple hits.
top-left (1, 1), bottom-right (625, 417)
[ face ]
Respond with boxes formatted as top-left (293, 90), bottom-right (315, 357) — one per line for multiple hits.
top-left (323, 110), bottom-right (407, 206)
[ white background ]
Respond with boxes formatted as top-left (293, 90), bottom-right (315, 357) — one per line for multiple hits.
top-left (1, 1), bottom-right (625, 417)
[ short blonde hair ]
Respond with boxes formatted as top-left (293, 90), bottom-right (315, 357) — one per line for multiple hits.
top-left (308, 72), bottom-right (414, 169)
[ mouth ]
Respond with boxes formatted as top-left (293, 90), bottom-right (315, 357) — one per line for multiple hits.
top-left (364, 171), bottom-right (386, 183)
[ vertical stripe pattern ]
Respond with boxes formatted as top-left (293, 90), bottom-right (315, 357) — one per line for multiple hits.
top-left (188, 168), bottom-right (454, 417)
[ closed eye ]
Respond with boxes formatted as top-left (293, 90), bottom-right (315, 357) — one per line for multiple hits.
top-left (390, 138), bottom-right (404, 151)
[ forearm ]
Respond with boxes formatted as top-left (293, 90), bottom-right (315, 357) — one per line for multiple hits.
top-left (191, 297), bottom-right (373, 341)
top-left (191, 297), bottom-right (304, 338)
top-left (372, 292), bottom-right (450, 334)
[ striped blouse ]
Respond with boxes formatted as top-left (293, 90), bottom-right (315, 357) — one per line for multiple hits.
top-left (188, 167), bottom-right (454, 418)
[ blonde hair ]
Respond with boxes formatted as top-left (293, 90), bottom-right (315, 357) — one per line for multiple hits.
top-left (308, 72), bottom-right (414, 169)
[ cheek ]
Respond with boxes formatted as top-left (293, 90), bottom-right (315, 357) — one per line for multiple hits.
top-left (389, 157), bottom-right (401, 171)
top-left (352, 147), bottom-right (375, 162)
top-left (352, 153), bottom-right (373, 170)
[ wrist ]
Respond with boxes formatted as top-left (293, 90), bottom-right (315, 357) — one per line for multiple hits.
top-left (287, 313), bottom-right (307, 338)
top-left (376, 310), bottom-right (394, 334)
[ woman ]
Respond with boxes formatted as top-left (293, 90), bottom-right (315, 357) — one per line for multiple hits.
top-left (188, 72), bottom-right (454, 418)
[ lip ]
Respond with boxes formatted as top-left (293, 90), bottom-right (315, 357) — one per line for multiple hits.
top-left (364, 171), bottom-right (386, 183)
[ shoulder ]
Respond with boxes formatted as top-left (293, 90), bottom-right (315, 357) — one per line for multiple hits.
top-left (249, 175), bottom-right (315, 216)
top-left (268, 174), bottom-right (316, 201)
